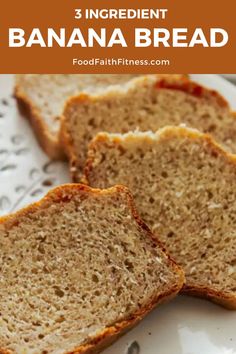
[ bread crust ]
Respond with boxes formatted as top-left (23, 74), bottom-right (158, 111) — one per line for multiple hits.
top-left (61, 76), bottom-right (231, 182)
top-left (14, 86), bottom-right (65, 160)
top-left (69, 288), bottom-right (179, 354)
top-left (83, 126), bottom-right (236, 310)
top-left (61, 76), bottom-right (191, 179)
top-left (155, 78), bottom-right (229, 108)
top-left (15, 74), bottom-right (186, 162)
top-left (0, 183), bottom-right (184, 354)
top-left (182, 285), bottom-right (236, 310)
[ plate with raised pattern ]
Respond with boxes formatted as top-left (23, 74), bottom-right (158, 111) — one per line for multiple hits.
top-left (0, 74), bottom-right (236, 354)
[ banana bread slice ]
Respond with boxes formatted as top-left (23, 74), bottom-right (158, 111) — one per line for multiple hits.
top-left (14, 74), bottom-right (143, 159)
top-left (0, 184), bottom-right (184, 354)
top-left (62, 75), bottom-right (236, 182)
top-left (84, 126), bottom-right (236, 309)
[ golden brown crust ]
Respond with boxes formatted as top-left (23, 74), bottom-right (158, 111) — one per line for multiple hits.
top-left (0, 183), bottom-right (184, 354)
top-left (61, 77), bottom-right (193, 179)
top-left (14, 86), bottom-right (65, 160)
top-left (69, 288), bottom-right (179, 354)
top-left (83, 126), bottom-right (236, 310)
top-left (67, 184), bottom-right (184, 353)
top-left (16, 75), bottom-right (185, 163)
top-left (61, 76), bottom-right (232, 183)
top-left (155, 77), bottom-right (229, 108)
top-left (182, 285), bottom-right (236, 310)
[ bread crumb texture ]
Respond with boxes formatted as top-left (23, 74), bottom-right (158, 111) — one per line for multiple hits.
top-left (85, 126), bottom-right (236, 307)
top-left (0, 184), bottom-right (182, 353)
top-left (64, 76), bottom-right (236, 180)
top-left (15, 74), bottom-right (141, 135)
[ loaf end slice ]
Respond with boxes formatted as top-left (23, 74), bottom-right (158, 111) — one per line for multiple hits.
top-left (14, 74), bottom-right (147, 159)
top-left (84, 127), bottom-right (236, 309)
top-left (15, 83), bottom-right (62, 160)
top-left (0, 183), bottom-right (184, 353)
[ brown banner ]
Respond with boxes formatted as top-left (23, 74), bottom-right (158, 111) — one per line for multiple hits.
top-left (0, 0), bottom-right (235, 73)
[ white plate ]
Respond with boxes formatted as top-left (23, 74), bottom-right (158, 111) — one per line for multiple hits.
top-left (0, 74), bottom-right (236, 354)
top-left (222, 75), bottom-right (236, 84)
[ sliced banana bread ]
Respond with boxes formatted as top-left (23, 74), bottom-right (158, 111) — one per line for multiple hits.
top-left (14, 74), bottom-right (143, 159)
top-left (84, 126), bottom-right (236, 309)
top-left (0, 184), bottom-right (184, 354)
top-left (62, 75), bottom-right (236, 182)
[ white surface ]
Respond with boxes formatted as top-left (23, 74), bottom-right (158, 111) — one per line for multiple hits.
top-left (191, 74), bottom-right (236, 109)
top-left (0, 74), bottom-right (236, 354)
top-left (0, 75), bottom-right (69, 216)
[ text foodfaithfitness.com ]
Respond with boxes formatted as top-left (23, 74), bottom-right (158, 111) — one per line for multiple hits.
top-left (72, 58), bottom-right (170, 66)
